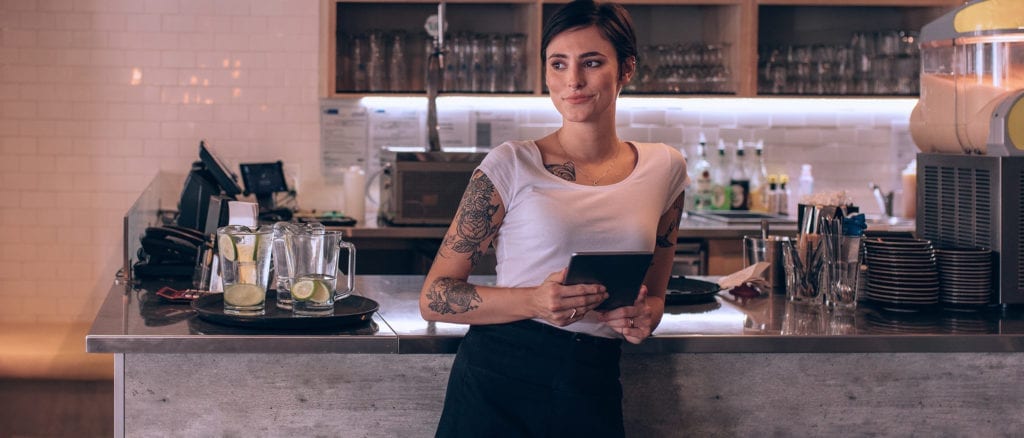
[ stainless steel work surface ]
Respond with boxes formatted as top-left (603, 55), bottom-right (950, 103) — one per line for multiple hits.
top-left (88, 275), bottom-right (1024, 355)
top-left (86, 279), bottom-right (399, 354)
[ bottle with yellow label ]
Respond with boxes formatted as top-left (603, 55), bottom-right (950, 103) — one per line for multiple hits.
top-left (748, 140), bottom-right (769, 212)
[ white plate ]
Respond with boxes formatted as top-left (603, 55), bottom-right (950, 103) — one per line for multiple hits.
top-left (864, 281), bottom-right (939, 296)
top-left (867, 276), bottom-right (939, 289)
top-left (867, 266), bottom-right (939, 278)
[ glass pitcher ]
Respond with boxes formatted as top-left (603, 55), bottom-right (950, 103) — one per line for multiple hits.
top-left (272, 223), bottom-right (356, 315)
top-left (289, 230), bottom-right (356, 316)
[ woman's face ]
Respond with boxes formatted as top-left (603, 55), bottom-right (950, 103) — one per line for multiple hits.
top-left (544, 25), bottom-right (632, 124)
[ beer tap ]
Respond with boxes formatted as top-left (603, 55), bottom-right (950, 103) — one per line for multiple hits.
top-left (426, 1), bottom-right (446, 153)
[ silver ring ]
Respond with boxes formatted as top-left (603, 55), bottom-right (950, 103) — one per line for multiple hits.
top-left (570, 308), bottom-right (578, 319)
top-left (628, 318), bottom-right (636, 328)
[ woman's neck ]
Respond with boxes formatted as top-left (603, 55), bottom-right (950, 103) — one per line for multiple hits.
top-left (555, 122), bottom-right (621, 163)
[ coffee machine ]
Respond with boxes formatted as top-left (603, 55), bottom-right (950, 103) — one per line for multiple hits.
top-left (909, 0), bottom-right (1024, 304)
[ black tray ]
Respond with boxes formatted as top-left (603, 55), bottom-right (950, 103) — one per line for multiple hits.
top-left (192, 291), bottom-right (379, 330)
top-left (665, 276), bottom-right (722, 306)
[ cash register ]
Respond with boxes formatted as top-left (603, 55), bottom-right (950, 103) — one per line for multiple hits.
top-left (239, 160), bottom-right (294, 223)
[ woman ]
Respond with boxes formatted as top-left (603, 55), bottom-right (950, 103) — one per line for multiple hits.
top-left (420, 1), bottom-right (689, 436)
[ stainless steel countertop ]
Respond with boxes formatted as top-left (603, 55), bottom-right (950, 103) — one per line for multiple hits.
top-left (87, 275), bottom-right (1024, 355)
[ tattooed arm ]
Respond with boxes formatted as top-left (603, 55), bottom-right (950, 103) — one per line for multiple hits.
top-left (647, 191), bottom-right (688, 327)
top-left (419, 170), bottom-right (608, 325)
top-left (643, 190), bottom-right (686, 331)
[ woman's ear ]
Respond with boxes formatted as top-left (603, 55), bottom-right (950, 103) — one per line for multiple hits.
top-left (619, 56), bottom-right (637, 84)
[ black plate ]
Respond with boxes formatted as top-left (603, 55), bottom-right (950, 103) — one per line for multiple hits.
top-left (665, 276), bottom-right (722, 305)
top-left (192, 291), bottom-right (379, 330)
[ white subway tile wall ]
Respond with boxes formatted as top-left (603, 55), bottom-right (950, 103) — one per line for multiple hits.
top-left (0, 1), bottom-right (918, 324)
top-left (0, 0), bottom-right (321, 323)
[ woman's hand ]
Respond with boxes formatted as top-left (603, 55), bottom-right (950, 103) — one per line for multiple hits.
top-left (534, 269), bottom-right (608, 327)
top-left (597, 285), bottom-right (652, 344)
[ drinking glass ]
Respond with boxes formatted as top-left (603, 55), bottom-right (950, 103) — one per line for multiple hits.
top-left (485, 34), bottom-right (504, 93)
top-left (824, 236), bottom-right (862, 310)
top-left (782, 237), bottom-right (823, 304)
top-left (217, 225), bottom-right (273, 316)
top-left (350, 34), bottom-right (368, 92)
top-left (388, 31), bottom-right (407, 92)
top-left (271, 221), bottom-right (325, 310)
top-left (367, 30), bottom-right (387, 92)
top-left (505, 34), bottom-right (526, 92)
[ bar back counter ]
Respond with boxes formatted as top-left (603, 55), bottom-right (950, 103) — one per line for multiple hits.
top-left (91, 173), bottom-right (1024, 436)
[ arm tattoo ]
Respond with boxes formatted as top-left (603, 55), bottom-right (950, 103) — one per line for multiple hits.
top-left (656, 194), bottom-right (685, 248)
top-left (545, 161), bottom-right (576, 182)
top-left (441, 172), bottom-right (501, 268)
top-left (427, 277), bottom-right (482, 315)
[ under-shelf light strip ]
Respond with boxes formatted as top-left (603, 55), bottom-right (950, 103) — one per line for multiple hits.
top-left (361, 96), bottom-right (918, 114)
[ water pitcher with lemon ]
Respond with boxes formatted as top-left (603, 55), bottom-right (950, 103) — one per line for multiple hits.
top-left (217, 225), bottom-right (273, 316)
top-left (281, 230), bottom-right (356, 317)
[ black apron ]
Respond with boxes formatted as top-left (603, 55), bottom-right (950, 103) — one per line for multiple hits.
top-left (436, 319), bottom-right (624, 438)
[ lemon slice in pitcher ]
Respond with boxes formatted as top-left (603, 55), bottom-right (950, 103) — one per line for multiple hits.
top-left (309, 281), bottom-right (330, 303)
top-left (218, 234), bottom-right (237, 261)
top-left (224, 283), bottom-right (265, 307)
top-left (291, 279), bottom-right (330, 303)
top-left (290, 279), bottom-right (316, 301)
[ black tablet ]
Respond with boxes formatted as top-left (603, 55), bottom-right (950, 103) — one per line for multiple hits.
top-left (564, 251), bottom-right (654, 311)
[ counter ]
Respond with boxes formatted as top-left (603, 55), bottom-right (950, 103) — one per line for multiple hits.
top-left (89, 276), bottom-right (1024, 437)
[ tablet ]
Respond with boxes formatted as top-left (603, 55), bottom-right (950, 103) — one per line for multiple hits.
top-left (564, 251), bottom-right (654, 311)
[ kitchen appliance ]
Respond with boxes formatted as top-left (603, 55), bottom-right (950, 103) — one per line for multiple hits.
top-left (379, 147), bottom-right (488, 225)
top-left (910, 0), bottom-right (1024, 305)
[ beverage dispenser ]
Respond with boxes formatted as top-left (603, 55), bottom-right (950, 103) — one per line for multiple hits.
top-left (909, 0), bottom-right (1024, 305)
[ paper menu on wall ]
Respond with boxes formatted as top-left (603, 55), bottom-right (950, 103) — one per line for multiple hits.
top-left (438, 109), bottom-right (471, 147)
top-left (368, 108), bottom-right (421, 173)
top-left (320, 102), bottom-right (369, 178)
top-left (474, 110), bottom-right (518, 148)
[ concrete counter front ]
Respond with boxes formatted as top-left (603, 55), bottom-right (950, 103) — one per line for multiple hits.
top-left (88, 276), bottom-right (1024, 437)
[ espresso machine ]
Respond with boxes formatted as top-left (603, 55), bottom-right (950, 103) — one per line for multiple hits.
top-left (909, 0), bottom-right (1024, 304)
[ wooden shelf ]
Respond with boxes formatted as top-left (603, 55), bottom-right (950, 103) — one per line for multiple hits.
top-left (321, 0), bottom-right (960, 98)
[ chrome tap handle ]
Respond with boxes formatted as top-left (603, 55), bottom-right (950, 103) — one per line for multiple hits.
top-left (869, 182), bottom-right (895, 217)
top-left (426, 1), bottom-right (446, 153)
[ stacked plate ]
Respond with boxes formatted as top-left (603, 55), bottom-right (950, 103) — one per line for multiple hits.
top-left (862, 237), bottom-right (939, 308)
top-left (935, 248), bottom-right (994, 306)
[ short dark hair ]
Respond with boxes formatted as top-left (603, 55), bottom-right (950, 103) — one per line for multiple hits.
top-left (541, 0), bottom-right (638, 77)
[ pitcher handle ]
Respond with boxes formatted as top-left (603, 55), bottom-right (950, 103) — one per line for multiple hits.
top-left (336, 241), bottom-right (356, 299)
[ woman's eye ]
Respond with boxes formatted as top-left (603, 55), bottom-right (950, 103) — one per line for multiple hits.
top-left (549, 61), bottom-right (565, 70)
top-left (585, 60), bottom-right (602, 68)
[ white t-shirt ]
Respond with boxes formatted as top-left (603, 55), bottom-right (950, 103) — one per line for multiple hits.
top-left (477, 140), bottom-right (690, 338)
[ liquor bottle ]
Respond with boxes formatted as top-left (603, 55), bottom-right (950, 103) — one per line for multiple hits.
top-left (729, 140), bottom-right (750, 210)
top-left (766, 174), bottom-right (780, 215)
top-left (777, 174), bottom-right (791, 216)
top-left (748, 140), bottom-right (769, 212)
top-left (709, 139), bottom-right (731, 210)
top-left (690, 133), bottom-right (713, 211)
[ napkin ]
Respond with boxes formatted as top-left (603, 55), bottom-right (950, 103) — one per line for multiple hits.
top-left (717, 262), bottom-right (771, 290)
